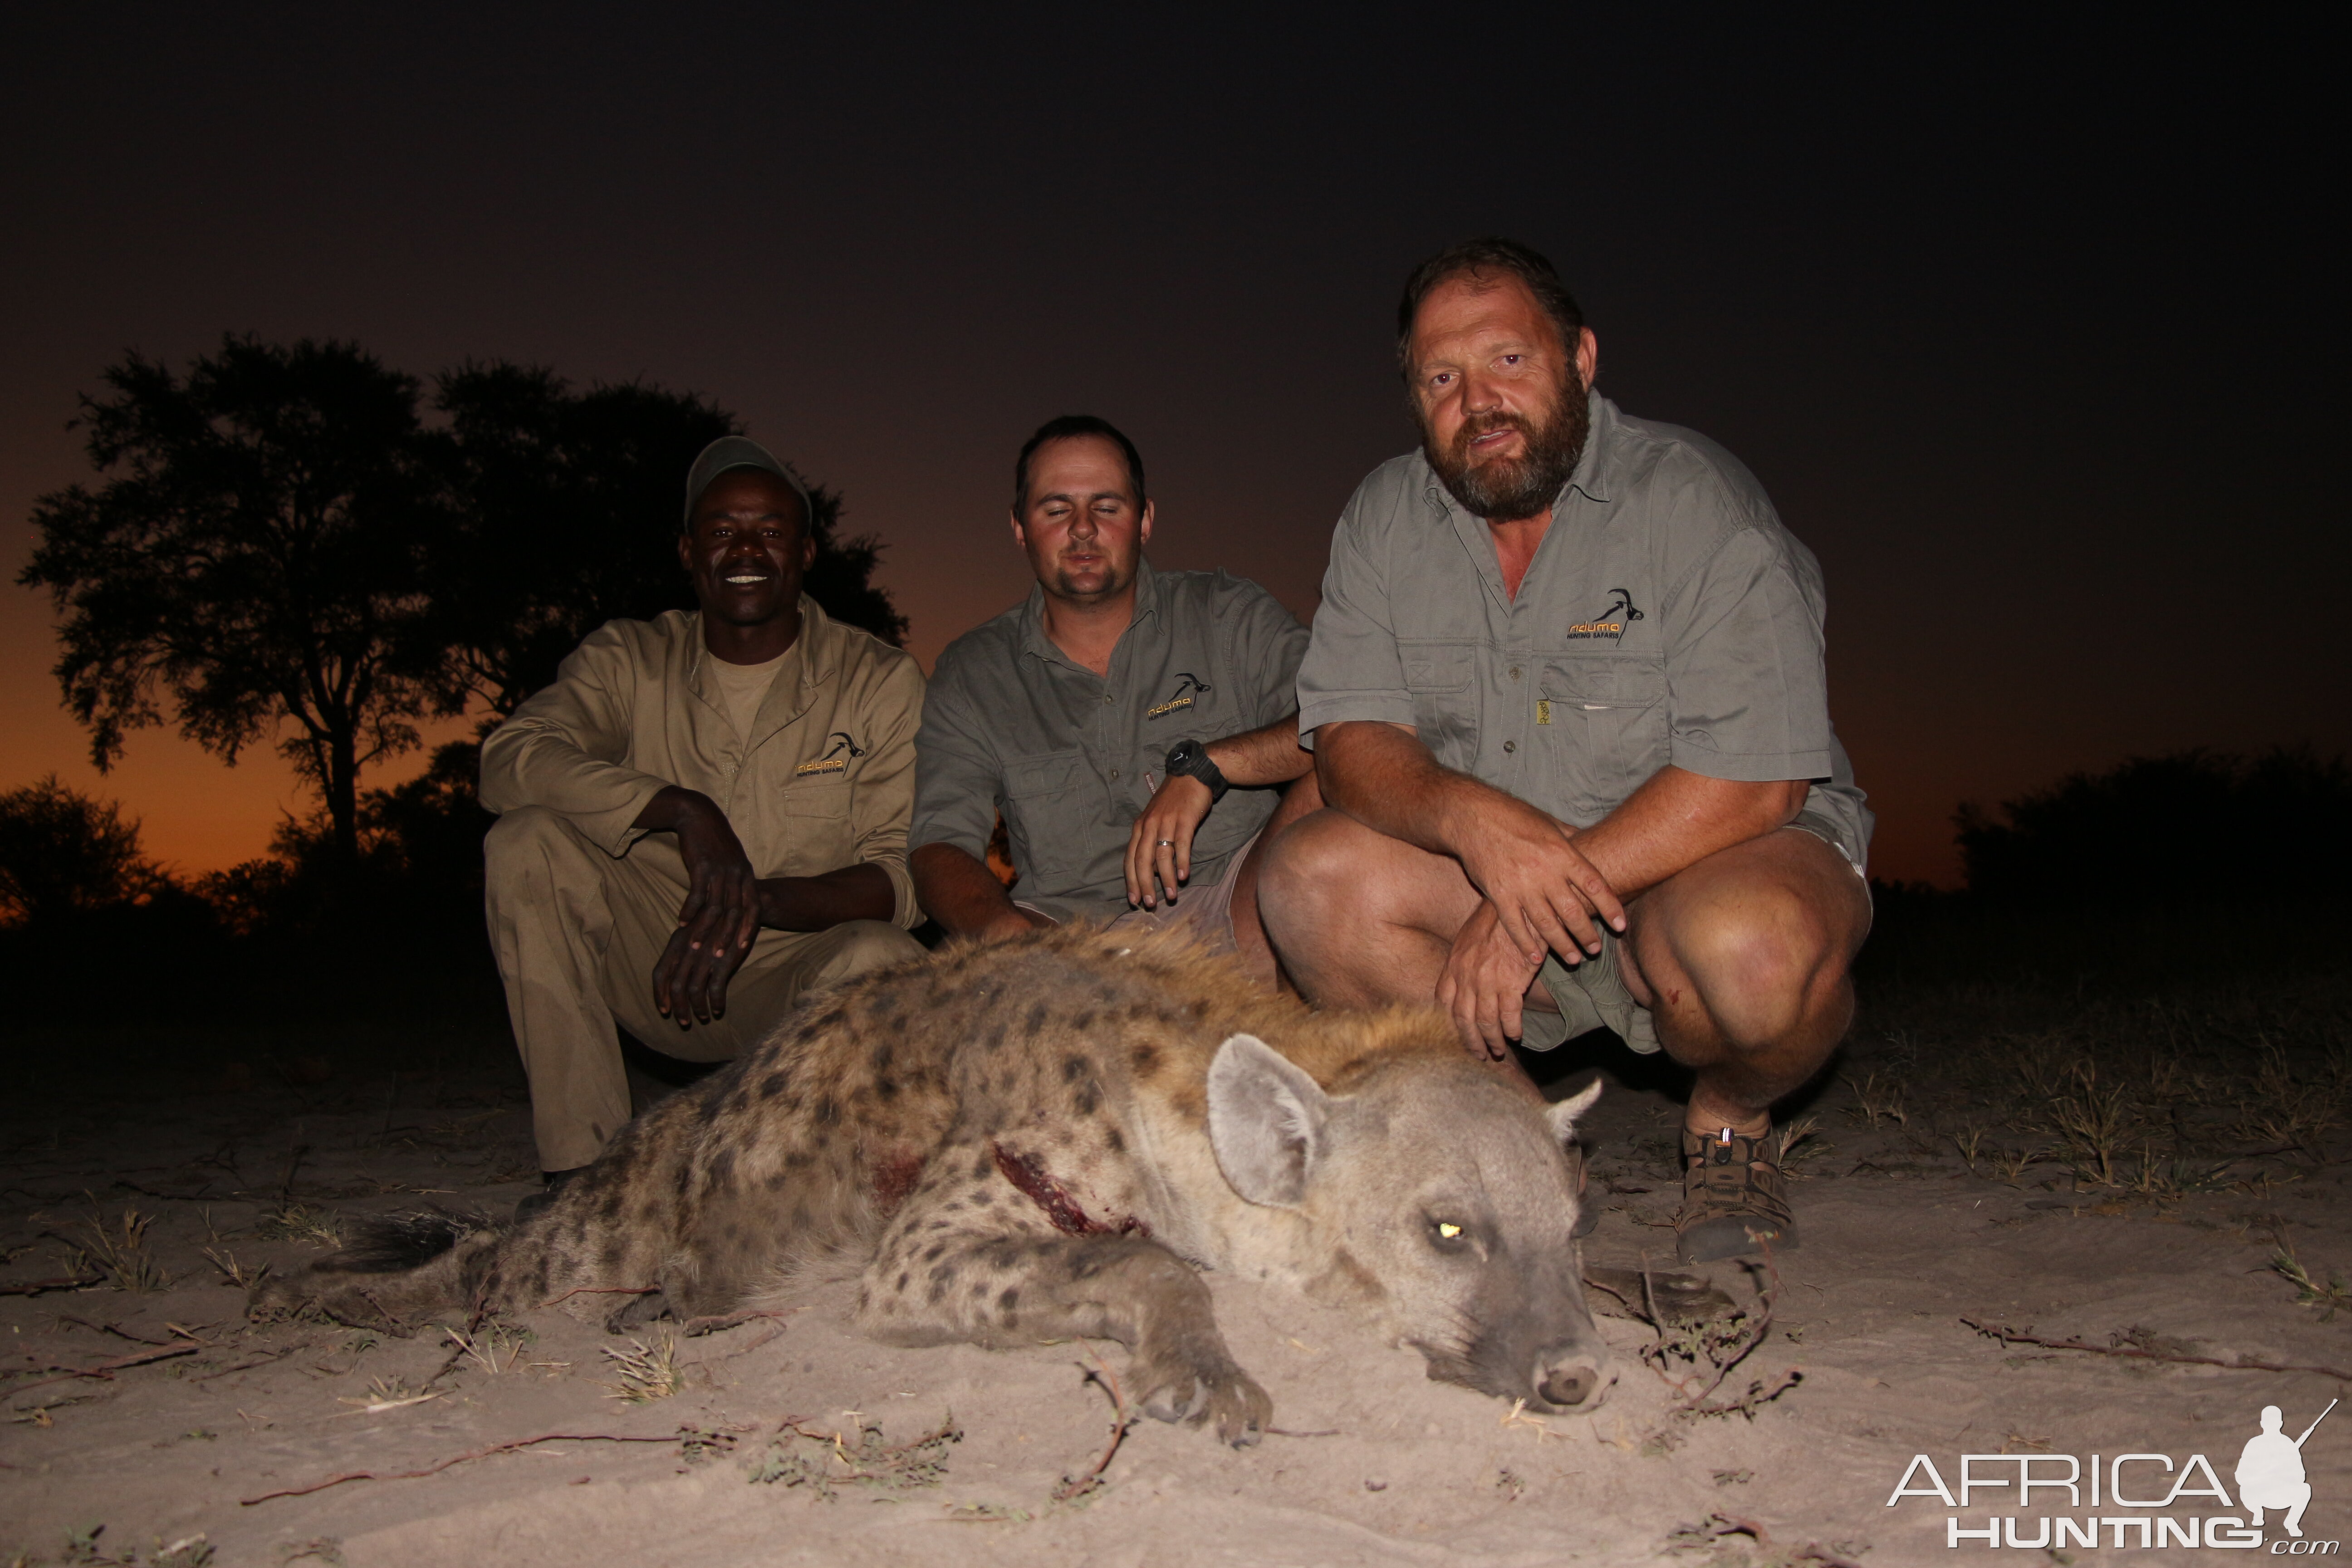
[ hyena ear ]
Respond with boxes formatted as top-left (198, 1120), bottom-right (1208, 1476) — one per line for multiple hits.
top-left (1206, 1034), bottom-right (1331, 1209)
top-left (1545, 1079), bottom-right (1603, 1144)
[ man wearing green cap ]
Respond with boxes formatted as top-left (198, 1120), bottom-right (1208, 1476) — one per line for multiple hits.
top-left (480, 436), bottom-right (926, 1195)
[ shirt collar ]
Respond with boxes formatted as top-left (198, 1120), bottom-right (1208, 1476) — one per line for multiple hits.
top-left (686, 595), bottom-right (836, 702)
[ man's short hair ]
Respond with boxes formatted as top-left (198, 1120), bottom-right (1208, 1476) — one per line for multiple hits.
top-left (1012, 415), bottom-right (1147, 514)
top-left (1395, 236), bottom-right (1586, 374)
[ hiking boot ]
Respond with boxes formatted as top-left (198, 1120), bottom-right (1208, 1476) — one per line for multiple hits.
top-left (1676, 1126), bottom-right (1798, 1264)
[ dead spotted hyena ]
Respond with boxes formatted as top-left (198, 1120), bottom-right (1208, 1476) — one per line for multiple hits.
top-left (255, 925), bottom-right (1616, 1442)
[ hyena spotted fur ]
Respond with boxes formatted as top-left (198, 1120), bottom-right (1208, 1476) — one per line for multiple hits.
top-left (256, 923), bottom-right (1617, 1442)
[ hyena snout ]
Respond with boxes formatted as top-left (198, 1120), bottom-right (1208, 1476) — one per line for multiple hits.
top-left (1532, 1344), bottom-right (1616, 1413)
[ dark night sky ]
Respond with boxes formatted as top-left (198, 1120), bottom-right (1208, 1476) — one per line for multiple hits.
top-left (2, 8), bottom-right (2342, 883)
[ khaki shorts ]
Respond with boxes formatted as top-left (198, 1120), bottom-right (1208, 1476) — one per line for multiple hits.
top-left (1518, 810), bottom-right (1867, 1054)
top-left (1019, 826), bottom-right (1264, 954)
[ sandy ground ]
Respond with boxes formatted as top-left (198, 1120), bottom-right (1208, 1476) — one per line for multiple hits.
top-left (5, 1018), bottom-right (2350, 1567)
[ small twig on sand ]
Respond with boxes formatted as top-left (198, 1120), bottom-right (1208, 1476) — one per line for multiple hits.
top-left (6, 1340), bottom-right (198, 1395)
top-left (681, 1308), bottom-right (791, 1338)
top-left (1673, 1251), bottom-right (1781, 1412)
top-left (537, 1284), bottom-right (657, 1311)
top-left (241, 1430), bottom-right (683, 1504)
top-left (1052, 1349), bottom-right (1134, 1504)
top-left (1961, 1318), bottom-right (2352, 1381)
top-left (194, 1340), bottom-right (313, 1382)
top-left (1264, 1426), bottom-right (1341, 1438)
top-left (57, 1315), bottom-right (208, 1347)
top-left (0, 1276), bottom-right (102, 1297)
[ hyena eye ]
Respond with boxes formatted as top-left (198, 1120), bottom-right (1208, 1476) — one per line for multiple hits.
top-left (1428, 1218), bottom-right (1469, 1249)
top-left (1436, 1222), bottom-right (1462, 1239)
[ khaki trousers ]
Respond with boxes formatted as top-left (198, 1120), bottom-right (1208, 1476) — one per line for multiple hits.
top-left (485, 805), bottom-right (922, 1171)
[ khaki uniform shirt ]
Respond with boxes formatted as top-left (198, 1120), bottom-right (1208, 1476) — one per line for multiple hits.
top-left (912, 561), bottom-right (1310, 923)
top-left (1295, 392), bottom-right (1872, 865)
top-left (480, 597), bottom-right (926, 927)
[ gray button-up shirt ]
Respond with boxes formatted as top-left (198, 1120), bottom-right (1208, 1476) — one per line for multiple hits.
top-left (1295, 392), bottom-right (1871, 865)
top-left (914, 560), bottom-right (1311, 923)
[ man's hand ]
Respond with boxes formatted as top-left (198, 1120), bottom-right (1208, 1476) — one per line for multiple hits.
top-left (1435, 900), bottom-right (1546, 1059)
top-left (1125, 773), bottom-right (1214, 908)
top-left (645, 788), bottom-right (761, 1027)
top-left (1451, 794), bottom-right (1626, 968)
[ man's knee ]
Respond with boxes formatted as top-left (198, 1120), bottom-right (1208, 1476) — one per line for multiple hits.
top-left (1660, 881), bottom-right (1850, 1043)
top-left (810, 920), bottom-right (923, 984)
top-left (484, 805), bottom-right (594, 892)
top-left (1257, 809), bottom-right (1372, 937)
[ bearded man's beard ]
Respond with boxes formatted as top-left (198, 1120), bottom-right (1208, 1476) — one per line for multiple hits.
top-left (1426, 375), bottom-right (1590, 521)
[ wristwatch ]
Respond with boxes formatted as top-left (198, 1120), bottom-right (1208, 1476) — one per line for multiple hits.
top-left (1162, 738), bottom-right (1230, 805)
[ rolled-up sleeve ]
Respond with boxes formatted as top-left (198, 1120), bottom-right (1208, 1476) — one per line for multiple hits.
top-left (1294, 506), bottom-right (1415, 746)
top-left (1662, 524), bottom-right (1835, 783)
top-left (844, 656), bottom-right (928, 929)
top-left (909, 656), bottom-right (1002, 865)
top-left (478, 625), bottom-right (671, 854)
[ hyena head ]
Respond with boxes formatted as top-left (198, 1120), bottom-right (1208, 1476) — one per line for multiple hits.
top-left (1207, 1033), bottom-right (1614, 1414)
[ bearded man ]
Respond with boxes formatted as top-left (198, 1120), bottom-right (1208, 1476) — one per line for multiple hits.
top-left (1257, 237), bottom-right (1872, 1263)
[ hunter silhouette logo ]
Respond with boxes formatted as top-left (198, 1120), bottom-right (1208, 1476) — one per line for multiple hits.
top-left (2242, 1400), bottom-right (2333, 1539)
top-left (1566, 588), bottom-right (1644, 641)
top-left (1146, 673), bottom-right (1212, 720)
top-left (794, 732), bottom-right (866, 776)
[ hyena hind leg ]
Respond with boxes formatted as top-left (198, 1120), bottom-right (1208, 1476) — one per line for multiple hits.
top-left (855, 1225), bottom-right (1271, 1448)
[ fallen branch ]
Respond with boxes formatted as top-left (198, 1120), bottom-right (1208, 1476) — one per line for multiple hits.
top-left (241, 1430), bottom-right (682, 1504)
top-left (536, 1284), bottom-right (657, 1310)
top-left (194, 1341), bottom-right (311, 1382)
top-left (1962, 1318), bottom-right (2352, 1381)
top-left (681, 1308), bottom-right (790, 1338)
top-left (1686, 1367), bottom-right (1804, 1419)
top-left (6, 1341), bottom-right (197, 1395)
top-left (1053, 1350), bottom-right (1134, 1504)
top-left (57, 1315), bottom-right (207, 1347)
top-left (0, 1276), bottom-right (101, 1297)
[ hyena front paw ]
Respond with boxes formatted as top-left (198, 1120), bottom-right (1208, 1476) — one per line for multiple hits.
top-left (1129, 1335), bottom-right (1271, 1448)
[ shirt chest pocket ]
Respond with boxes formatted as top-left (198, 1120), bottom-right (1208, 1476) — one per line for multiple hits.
top-left (769, 777), bottom-right (853, 875)
top-left (1001, 749), bottom-right (1091, 877)
top-left (1537, 659), bottom-right (1669, 826)
top-left (1398, 640), bottom-right (1480, 766)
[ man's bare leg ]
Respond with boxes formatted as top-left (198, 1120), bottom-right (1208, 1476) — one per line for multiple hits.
top-left (1261, 812), bottom-right (1869, 1240)
top-left (1255, 807), bottom-right (1547, 1095)
top-left (1616, 829), bottom-right (1871, 1137)
top-left (1225, 773), bottom-right (1325, 991)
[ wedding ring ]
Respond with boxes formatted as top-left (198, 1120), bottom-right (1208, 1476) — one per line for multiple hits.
top-left (1156, 839), bottom-right (1176, 847)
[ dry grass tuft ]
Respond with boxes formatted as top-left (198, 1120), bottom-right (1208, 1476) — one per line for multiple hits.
top-left (253, 1202), bottom-right (341, 1249)
top-left (65, 1208), bottom-right (170, 1293)
top-left (600, 1334), bottom-right (682, 1403)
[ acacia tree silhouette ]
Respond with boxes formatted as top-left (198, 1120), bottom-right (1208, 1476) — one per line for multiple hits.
top-left (19, 337), bottom-right (447, 863)
top-left (22, 344), bottom-right (910, 874)
top-left (0, 775), bottom-right (163, 926)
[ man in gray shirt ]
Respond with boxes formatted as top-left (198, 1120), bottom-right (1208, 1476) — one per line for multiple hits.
top-left (911, 415), bottom-right (1318, 985)
top-left (1259, 239), bottom-right (1873, 1264)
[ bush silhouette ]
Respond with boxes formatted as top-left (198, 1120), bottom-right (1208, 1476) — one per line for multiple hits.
top-left (1956, 746), bottom-right (2351, 903)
